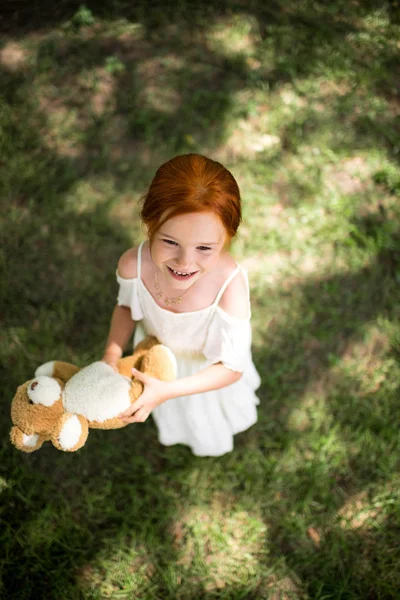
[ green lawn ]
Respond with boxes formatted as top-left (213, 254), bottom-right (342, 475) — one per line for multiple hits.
top-left (1, 1), bottom-right (400, 598)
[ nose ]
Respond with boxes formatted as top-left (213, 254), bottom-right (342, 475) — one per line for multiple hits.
top-left (175, 247), bottom-right (193, 269)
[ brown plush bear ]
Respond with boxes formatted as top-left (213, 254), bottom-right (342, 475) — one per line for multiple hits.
top-left (10, 336), bottom-right (176, 453)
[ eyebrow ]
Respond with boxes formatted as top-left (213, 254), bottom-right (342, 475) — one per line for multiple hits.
top-left (158, 232), bottom-right (220, 245)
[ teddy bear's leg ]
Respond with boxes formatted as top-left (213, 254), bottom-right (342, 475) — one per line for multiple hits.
top-left (117, 356), bottom-right (137, 378)
top-left (51, 414), bottom-right (89, 452)
top-left (133, 336), bottom-right (159, 352)
top-left (119, 337), bottom-right (177, 381)
top-left (117, 337), bottom-right (159, 378)
top-left (35, 361), bottom-right (80, 382)
top-left (141, 345), bottom-right (177, 381)
top-left (10, 426), bottom-right (47, 453)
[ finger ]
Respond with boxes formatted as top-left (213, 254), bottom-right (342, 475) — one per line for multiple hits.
top-left (131, 368), bottom-right (151, 384)
top-left (131, 407), bottom-right (150, 423)
top-left (119, 400), bottom-right (143, 419)
top-left (120, 415), bottom-right (138, 424)
top-left (121, 408), bottom-right (150, 424)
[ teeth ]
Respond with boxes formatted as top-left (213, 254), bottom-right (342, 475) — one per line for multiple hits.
top-left (171, 269), bottom-right (193, 276)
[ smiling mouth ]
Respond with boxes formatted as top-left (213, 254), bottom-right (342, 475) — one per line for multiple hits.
top-left (167, 266), bottom-right (198, 278)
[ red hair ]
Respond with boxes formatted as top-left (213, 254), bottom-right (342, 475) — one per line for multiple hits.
top-left (140, 154), bottom-right (241, 244)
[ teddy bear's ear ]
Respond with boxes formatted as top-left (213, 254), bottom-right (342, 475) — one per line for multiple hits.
top-left (35, 361), bottom-right (80, 382)
top-left (10, 426), bottom-right (46, 453)
top-left (51, 413), bottom-right (89, 452)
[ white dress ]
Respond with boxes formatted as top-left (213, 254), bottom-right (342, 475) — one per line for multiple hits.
top-left (116, 241), bottom-right (261, 457)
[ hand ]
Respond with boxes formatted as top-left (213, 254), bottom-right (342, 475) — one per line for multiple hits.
top-left (101, 354), bottom-right (119, 373)
top-left (119, 368), bottom-right (171, 424)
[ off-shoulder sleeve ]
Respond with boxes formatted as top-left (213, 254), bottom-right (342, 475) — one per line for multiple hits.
top-left (203, 307), bottom-right (252, 373)
top-left (116, 272), bottom-right (144, 321)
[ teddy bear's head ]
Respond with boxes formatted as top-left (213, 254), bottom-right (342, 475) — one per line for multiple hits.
top-left (10, 376), bottom-right (65, 452)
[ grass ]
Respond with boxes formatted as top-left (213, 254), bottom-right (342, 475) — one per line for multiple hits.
top-left (1, 0), bottom-right (400, 598)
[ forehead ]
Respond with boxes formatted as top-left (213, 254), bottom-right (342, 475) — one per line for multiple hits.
top-left (159, 212), bottom-right (226, 243)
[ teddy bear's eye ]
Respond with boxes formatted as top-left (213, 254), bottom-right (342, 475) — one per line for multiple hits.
top-left (27, 376), bottom-right (62, 407)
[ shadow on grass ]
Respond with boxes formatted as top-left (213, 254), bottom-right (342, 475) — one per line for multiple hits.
top-left (0, 57), bottom-right (193, 597)
top-left (1, 428), bottom-right (203, 598)
top-left (241, 225), bottom-right (400, 596)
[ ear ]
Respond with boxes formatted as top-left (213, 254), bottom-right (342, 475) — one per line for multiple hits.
top-left (35, 361), bottom-right (80, 383)
top-left (10, 426), bottom-right (46, 453)
top-left (51, 413), bottom-right (89, 452)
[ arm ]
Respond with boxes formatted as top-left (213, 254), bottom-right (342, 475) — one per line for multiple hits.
top-left (120, 362), bottom-right (241, 423)
top-left (102, 248), bottom-right (138, 370)
top-left (166, 362), bottom-right (241, 397)
top-left (102, 304), bottom-right (136, 370)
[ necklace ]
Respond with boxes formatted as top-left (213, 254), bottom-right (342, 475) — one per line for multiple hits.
top-left (154, 270), bottom-right (193, 306)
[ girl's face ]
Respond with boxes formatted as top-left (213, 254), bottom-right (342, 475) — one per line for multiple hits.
top-left (150, 212), bottom-right (228, 290)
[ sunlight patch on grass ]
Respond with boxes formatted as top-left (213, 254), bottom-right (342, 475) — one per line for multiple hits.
top-left (218, 120), bottom-right (281, 161)
top-left (279, 87), bottom-right (307, 109)
top-left (61, 176), bottom-right (142, 247)
top-left (76, 541), bottom-right (155, 598)
top-left (89, 68), bottom-right (116, 116)
top-left (0, 41), bottom-right (30, 71)
top-left (287, 407), bottom-right (313, 433)
top-left (337, 478), bottom-right (400, 532)
top-left (140, 82), bottom-right (182, 115)
top-left (277, 421), bottom-right (348, 481)
top-left (170, 494), bottom-right (267, 591)
top-left (74, 18), bottom-right (145, 44)
top-left (206, 14), bottom-right (260, 56)
top-left (326, 158), bottom-right (370, 196)
top-left (64, 178), bottom-right (117, 213)
top-left (137, 57), bottom-right (183, 114)
top-left (38, 87), bottom-right (86, 157)
top-left (262, 573), bottom-right (304, 600)
top-left (332, 324), bottom-right (393, 397)
top-left (242, 243), bottom-right (349, 293)
top-left (337, 490), bottom-right (382, 531)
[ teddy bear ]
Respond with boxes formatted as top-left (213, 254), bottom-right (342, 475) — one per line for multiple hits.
top-left (10, 336), bottom-right (176, 453)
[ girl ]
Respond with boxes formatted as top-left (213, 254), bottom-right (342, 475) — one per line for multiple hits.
top-left (102, 153), bottom-right (261, 457)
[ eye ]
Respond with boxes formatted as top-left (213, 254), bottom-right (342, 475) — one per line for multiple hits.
top-left (163, 239), bottom-right (178, 246)
top-left (197, 246), bottom-right (212, 252)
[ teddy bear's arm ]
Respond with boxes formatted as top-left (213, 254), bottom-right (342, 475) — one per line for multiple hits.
top-left (35, 361), bottom-right (80, 382)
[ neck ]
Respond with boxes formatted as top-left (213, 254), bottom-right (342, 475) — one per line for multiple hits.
top-left (154, 269), bottom-right (194, 306)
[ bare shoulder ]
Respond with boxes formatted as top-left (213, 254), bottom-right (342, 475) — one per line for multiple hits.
top-left (117, 247), bottom-right (138, 279)
top-left (218, 261), bottom-right (249, 320)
